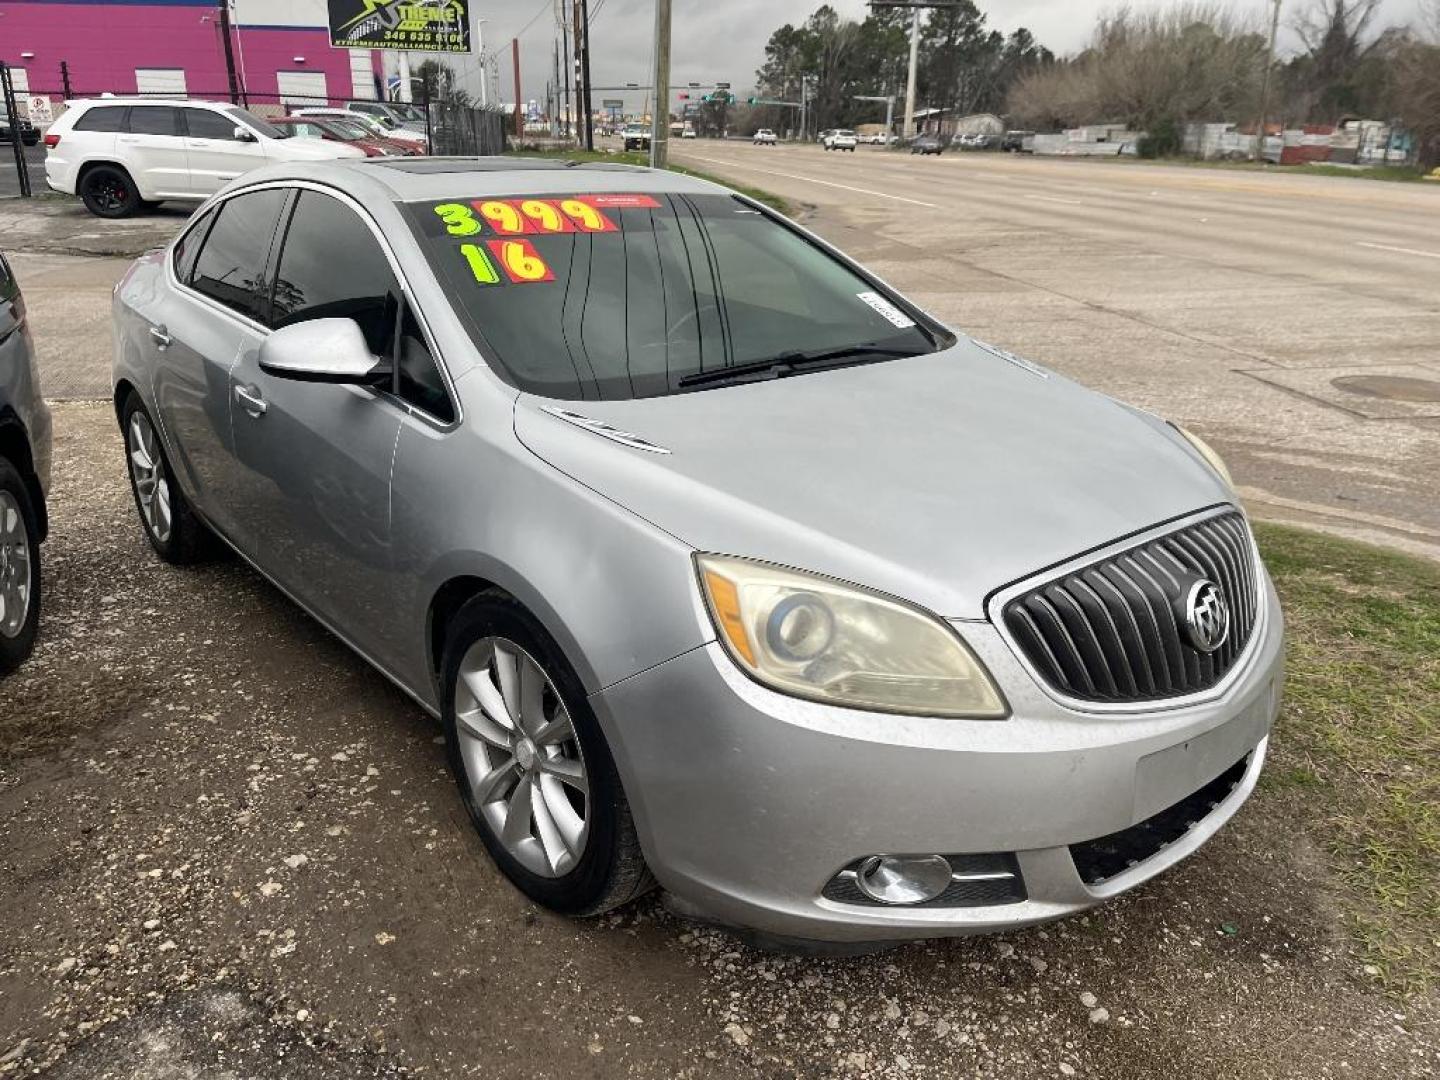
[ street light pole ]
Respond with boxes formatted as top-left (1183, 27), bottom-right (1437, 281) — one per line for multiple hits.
top-left (1253, 0), bottom-right (1282, 163)
top-left (903, 8), bottom-right (919, 139)
top-left (649, 0), bottom-right (671, 167)
top-left (871, 1), bottom-right (960, 140)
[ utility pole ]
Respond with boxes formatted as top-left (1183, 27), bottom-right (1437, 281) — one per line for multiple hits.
top-left (512, 38), bottom-right (523, 138)
top-left (855, 93), bottom-right (896, 138)
top-left (578, 0), bottom-right (595, 150)
top-left (1253, 0), bottom-right (1282, 163)
top-left (870, 1), bottom-right (960, 140)
top-left (560, 3), bottom-right (572, 139)
top-left (217, 0), bottom-right (241, 105)
top-left (553, 40), bottom-right (562, 137)
top-left (649, 0), bottom-right (671, 167)
top-left (60, 60), bottom-right (73, 99)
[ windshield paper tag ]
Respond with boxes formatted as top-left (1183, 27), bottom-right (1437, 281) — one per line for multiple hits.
top-left (856, 291), bottom-right (916, 328)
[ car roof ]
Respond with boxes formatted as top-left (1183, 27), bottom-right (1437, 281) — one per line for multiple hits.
top-left (64, 98), bottom-right (229, 109)
top-left (225, 157), bottom-right (733, 204)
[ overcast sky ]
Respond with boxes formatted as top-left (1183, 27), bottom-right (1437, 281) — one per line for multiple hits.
top-left (461, 0), bottom-right (1428, 107)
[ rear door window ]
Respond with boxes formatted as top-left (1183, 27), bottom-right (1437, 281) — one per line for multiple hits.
top-left (172, 206), bottom-right (218, 284)
top-left (73, 106), bottom-right (127, 132)
top-left (126, 106), bottom-right (182, 137)
top-left (189, 189), bottom-right (290, 322)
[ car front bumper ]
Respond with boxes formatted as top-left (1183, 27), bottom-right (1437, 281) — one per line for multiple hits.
top-left (591, 569), bottom-right (1284, 942)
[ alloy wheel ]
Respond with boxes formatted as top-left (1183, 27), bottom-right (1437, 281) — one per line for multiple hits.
top-left (90, 176), bottom-right (127, 214)
top-left (127, 413), bottom-right (172, 543)
top-left (0, 490), bottom-right (31, 639)
top-left (455, 636), bottom-right (590, 878)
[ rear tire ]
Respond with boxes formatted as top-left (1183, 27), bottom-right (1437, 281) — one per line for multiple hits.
top-left (79, 165), bottom-right (140, 219)
top-left (120, 393), bottom-right (215, 564)
top-left (441, 591), bottom-right (655, 916)
top-left (0, 458), bottom-right (41, 675)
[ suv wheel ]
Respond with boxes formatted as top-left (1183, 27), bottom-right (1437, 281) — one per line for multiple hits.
top-left (0, 459), bottom-right (40, 674)
top-left (80, 165), bottom-right (141, 219)
top-left (121, 394), bottom-right (215, 563)
top-left (441, 592), bottom-right (654, 915)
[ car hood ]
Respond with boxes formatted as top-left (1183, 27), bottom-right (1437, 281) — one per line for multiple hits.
top-left (512, 338), bottom-right (1231, 618)
top-left (271, 138), bottom-right (365, 161)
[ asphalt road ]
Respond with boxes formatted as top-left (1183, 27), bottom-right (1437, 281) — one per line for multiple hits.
top-left (675, 144), bottom-right (1440, 558)
top-left (0, 142), bottom-right (45, 198)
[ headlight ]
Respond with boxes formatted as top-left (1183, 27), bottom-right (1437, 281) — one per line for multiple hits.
top-left (1172, 424), bottom-right (1234, 489)
top-left (696, 555), bottom-right (1007, 718)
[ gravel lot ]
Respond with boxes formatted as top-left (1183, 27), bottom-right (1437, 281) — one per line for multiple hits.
top-left (1, 403), bottom-right (1435, 1078)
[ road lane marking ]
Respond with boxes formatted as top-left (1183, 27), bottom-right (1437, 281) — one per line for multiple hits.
top-left (1355, 241), bottom-right (1440, 260)
top-left (683, 154), bottom-right (939, 208)
top-left (1025, 193), bottom-right (1084, 206)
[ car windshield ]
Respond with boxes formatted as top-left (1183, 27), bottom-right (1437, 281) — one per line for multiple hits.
top-left (228, 108), bottom-right (287, 139)
top-left (404, 190), bottom-right (941, 401)
top-left (389, 103), bottom-right (425, 122)
top-left (327, 120), bottom-right (371, 140)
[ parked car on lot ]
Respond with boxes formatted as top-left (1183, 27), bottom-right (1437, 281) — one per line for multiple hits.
top-left (0, 115), bottom-right (39, 146)
top-left (753, 128), bottom-right (777, 145)
top-left (823, 129), bottom-right (858, 151)
top-left (953, 132), bottom-right (994, 150)
top-left (910, 134), bottom-right (944, 155)
top-left (862, 132), bottom-right (892, 145)
top-left (344, 100), bottom-right (428, 136)
top-left (0, 252), bottom-right (50, 674)
top-left (621, 123), bottom-right (652, 152)
top-left (113, 159), bottom-right (1282, 943)
top-left (293, 108), bottom-right (429, 153)
top-left (269, 116), bottom-right (419, 158)
top-left (1000, 130), bottom-right (1033, 153)
top-left (44, 99), bottom-right (364, 218)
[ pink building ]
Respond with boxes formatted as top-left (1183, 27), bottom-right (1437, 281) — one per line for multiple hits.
top-left (0, 0), bottom-right (382, 111)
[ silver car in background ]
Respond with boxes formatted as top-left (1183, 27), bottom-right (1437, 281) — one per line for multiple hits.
top-left (0, 252), bottom-right (51, 673)
top-left (112, 159), bottom-right (1283, 943)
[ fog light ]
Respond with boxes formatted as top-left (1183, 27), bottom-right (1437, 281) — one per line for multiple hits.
top-left (855, 854), bottom-right (953, 905)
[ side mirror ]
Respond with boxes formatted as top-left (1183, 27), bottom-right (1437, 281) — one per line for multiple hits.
top-left (233, 126), bottom-right (258, 143)
top-left (259, 318), bottom-right (389, 385)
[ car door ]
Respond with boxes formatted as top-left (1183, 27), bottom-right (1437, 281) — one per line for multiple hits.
top-left (148, 187), bottom-right (289, 536)
top-left (119, 105), bottom-right (191, 198)
top-left (182, 107), bottom-right (266, 195)
top-left (226, 188), bottom-right (405, 657)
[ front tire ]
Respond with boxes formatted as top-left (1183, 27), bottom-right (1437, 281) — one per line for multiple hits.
top-left (0, 459), bottom-right (40, 674)
top-left (441, 592), bottom-right (654, 916)
top-left (121, 394), bottom-right (214, 564)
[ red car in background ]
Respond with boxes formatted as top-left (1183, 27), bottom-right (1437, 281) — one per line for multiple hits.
top-left (269, 116), bottom-right (421, 158)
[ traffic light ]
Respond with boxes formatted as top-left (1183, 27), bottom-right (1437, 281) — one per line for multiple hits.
top-left (747, 96), bottom-right (756, 106)
top-left (678, 92), bottom-right (689, 100)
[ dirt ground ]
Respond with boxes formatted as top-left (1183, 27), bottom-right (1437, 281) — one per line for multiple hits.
top-left (0, 402), bottom-right (1434, 1078)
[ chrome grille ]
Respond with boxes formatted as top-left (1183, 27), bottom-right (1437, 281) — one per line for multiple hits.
top-left (1002, 512), bottom-right (1259, 703)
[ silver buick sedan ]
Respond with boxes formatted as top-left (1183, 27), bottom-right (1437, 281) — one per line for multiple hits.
top-left (112, 159), bottom-right (1283, 943)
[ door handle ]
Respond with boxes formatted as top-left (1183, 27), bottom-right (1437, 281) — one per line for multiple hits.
top-left (234, 385), bottom-right (268, 417)
top-left (148, 325), bottom-right (171, 349)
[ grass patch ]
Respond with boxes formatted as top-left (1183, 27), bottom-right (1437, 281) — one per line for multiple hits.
top-left (1076, 155), bottom-right (1434, 183)
top-left (1255, 522), bottom-right (1440, 993)
top-left (504, 147), bottom-right (792, 215)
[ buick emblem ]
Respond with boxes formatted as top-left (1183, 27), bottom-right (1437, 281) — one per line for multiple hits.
top-left (1183, 579), bottom-right (1230, 653)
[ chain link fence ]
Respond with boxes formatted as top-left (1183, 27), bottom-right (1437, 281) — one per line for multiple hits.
top-left (1, 84), bottom-right (510, 198)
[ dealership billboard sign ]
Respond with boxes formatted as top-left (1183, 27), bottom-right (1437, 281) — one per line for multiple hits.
top-left (328, 0), bottom-right (472, 54)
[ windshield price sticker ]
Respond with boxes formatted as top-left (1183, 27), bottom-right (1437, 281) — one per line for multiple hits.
top-left (856, 291), bottom-right (916, 329)
top-left (431, 198), bottom-right (617, 237)
top-left (577, 193), bottom-right (662, 210)
top-left (487, 239), bottom-right (555, 283)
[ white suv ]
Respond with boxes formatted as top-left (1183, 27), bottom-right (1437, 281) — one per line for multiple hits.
top-left (44, 99), bottom-right (364, 218)
top-left (822, 129), bottom-right (858, 152)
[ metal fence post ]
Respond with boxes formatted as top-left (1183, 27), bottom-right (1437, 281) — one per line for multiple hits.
top-left (1, 63), bottom-right (33, 198)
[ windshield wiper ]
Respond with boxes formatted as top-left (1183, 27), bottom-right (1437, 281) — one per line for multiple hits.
top-left (676, 343), bottom-right (922, 389)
